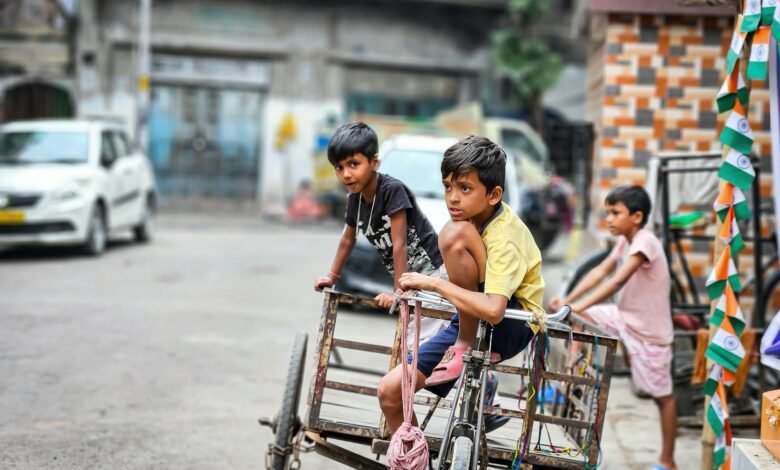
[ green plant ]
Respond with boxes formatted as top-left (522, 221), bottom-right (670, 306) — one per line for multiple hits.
top-left (492, 0), bottom-right (562, 133)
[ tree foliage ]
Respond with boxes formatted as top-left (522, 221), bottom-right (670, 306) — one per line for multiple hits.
top-left (492, 0), bottom-right (561, 126)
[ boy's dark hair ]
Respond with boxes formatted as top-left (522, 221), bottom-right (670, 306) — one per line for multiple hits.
top-left (605, 184), bottom-right (652, 227)
top-left (441, 135), bottom-right (506, 193)
top-left (327, 122), bottom-right (378, 166)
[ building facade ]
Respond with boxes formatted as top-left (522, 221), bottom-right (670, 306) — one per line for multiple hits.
top-left (0, 0), bottom-right (77, 123)
top-left (76, 0), bottom-right (507, 210)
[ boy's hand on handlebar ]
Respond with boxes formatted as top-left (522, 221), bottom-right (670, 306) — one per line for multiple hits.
top-left (314, 275), bottom-right (336, 292)
top-left (375, 293), bottom-right (394, 308)
top-left (548, 296), bottom-right (565, 311)
top-left (399, 272), bottom-right (436, 291)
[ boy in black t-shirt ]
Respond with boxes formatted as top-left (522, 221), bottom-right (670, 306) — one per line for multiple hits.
top-left (315, 124), bottom-right (508, 432)
top-left (314, 122), bottom-right (448, 340)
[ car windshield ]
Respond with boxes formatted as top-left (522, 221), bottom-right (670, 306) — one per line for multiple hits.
top-left (0, 131), bottom-right (90, 164)
top-left (500, 128), bottom-right (544, 165)
top-left (381, 149), bottom-right (444, 199)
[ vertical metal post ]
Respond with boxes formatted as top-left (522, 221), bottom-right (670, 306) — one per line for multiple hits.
top-left (137, 0), bottom-right (152, 149)
top-left (752, 163), bottom-right (764, 328)
top-left (661, 161), bottom-right (672, 263)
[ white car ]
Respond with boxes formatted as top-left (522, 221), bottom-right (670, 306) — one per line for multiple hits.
top-left (338, 134), bottom-right (521, 296)
top-left (0, 119), bottom-right (157, 255)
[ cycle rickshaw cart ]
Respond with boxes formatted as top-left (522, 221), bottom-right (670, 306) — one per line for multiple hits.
top-left (260, 289), bottom-right (618, 469)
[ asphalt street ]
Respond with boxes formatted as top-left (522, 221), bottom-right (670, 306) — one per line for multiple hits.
top-left (0, 213), bottom-right (708, 469)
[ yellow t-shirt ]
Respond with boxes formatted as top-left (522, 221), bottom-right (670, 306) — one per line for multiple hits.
top-left (481, 202), bottom-right (545, 316)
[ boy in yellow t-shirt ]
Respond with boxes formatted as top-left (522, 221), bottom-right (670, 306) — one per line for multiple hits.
top-left (377, 135), bottom-right (544, 433)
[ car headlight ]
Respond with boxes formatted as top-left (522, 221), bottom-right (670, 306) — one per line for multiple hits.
top-left (54, 188), bottom-right (82, 201)
top-left (53, 179), bottom-right (90, 202)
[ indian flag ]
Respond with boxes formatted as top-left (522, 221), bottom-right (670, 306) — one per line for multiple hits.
top-left (747, 26), bottom-right (771, 80)
top-left (724, 367), bottom-right (737, 386)
top-left (764, 0), bottom-right (777, 25)
top-left (706, 246), bottom-right (742, 299)
top-left (710, 284), bottom-right (746, 337)
top-left (714, 430), bottom-right (727, 469)
top-left (707, 319), bottom-right (746, 372)
top-left (774, 1), bottom-right (780, 40)
top-left (743, 0), bottom-right (763, 31)
top-left (719, 103), bottom-right (754, 156)
top-left (714, 183), bottom-right (751, 222)
top-left (703, 364), bottom-right (723, 396)
top-left (707, 381), bottom-right (729, 436)
top-left (717, 60), bottom-right (750, 113)
top-left (728, 15), bottom-right (747, 74)
top-left (718, 206), bottom-right (746, 254)
top-left (718, 148), bottom-right (755, 191)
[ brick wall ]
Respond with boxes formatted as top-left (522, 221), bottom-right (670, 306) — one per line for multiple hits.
top-left (589, 13), bottom-right (776, 321)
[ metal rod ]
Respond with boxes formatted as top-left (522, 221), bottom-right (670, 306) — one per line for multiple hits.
top-left (399, 290), bottom-right (571, 323)
top-left (661, 157), bottom-right (672, 263)
top-left (655, 152), bottom-right (722, 162)
top-left (753, 164), bottom-right (764, 329)
top-left (673, 229), bottom-right (701, 304)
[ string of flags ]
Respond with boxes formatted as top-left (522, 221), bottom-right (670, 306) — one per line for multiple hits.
top-left (703, 1), bottom-right (777, 467)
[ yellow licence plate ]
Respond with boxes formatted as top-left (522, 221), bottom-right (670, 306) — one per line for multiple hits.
top-left (0, 210), bottom-right (25, 224)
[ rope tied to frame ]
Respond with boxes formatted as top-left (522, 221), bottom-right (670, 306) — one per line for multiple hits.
top-left (386, 291), bottom-right (429, 470)
top-left (531, 309), bottom-right (548, 333)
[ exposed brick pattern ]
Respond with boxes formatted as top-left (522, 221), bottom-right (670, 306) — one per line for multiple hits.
top-left (590, 13), bottom-right (775, 321)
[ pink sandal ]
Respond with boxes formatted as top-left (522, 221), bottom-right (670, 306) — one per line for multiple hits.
top-left (425, 346), bottom-right (500, 387)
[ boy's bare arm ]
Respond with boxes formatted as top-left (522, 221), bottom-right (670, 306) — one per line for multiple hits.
top-left (374, 211), bottom-right (407, 308)
top-left (570, 252), bottom-right (646, 313)
top-left (564, 256), bottom-right (617, 303)
top-left (315, 225), bottom-right (357, 291)
top-left (388, 211), bottom-right (407, 292)
top-left (399, 272), bottom-right (508, 325)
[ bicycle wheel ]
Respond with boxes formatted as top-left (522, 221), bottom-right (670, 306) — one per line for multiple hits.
top-left (270, 331), bottom-right (308, 470)
top-left (450, 436), bottom-right (473, 470)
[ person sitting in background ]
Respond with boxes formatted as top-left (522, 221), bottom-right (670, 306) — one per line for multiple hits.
top-left (287, 180), bottom-right (324, 221)
top-left (549, 184), bottom-right (677, 470)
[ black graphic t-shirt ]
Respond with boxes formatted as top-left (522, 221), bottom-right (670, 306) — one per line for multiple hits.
top-left (345, 173), bottom-right (442, 276)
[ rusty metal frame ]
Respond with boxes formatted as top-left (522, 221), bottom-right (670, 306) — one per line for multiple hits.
top-left (302, 291), bottom-right (618, 469)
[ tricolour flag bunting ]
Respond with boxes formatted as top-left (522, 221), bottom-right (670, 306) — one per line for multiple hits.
top-left (714, 183), bottom-right (751, 222)
top-left (718, 149), bottom-right (756, 192)
top-left (729, 15), bottom-right (747, 74)
top-left (707, 382), bottom-right (729, 436)
top-left (763, 0), bottom-right (777, 25)
top-left (706, 246), bottom-right (742, 299)
top-left (707, 317), bottom-right (746, 372)
top-left (704, 364), bottom-right (723, 397)
top-left (747, 26), bottom-right (772, 80)
top-left (717, 59), bottom-right (750, 113)
top-left (718, 207), bottom-right (746, 254)
top-left (773, 1), bottom-right (780, 40)
top-left (710, 284), bottom-right (747, 337)
top-left (744, 0), bottom-right (763, 32)
top-left (719, 102), bottom-right (755, 155)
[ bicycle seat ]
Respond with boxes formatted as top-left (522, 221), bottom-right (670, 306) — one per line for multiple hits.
top-left (669, 211), bottom-right (705, 229)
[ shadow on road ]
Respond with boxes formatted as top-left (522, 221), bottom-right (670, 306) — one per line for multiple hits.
top-left (0, 239), bottom-right (140, 262)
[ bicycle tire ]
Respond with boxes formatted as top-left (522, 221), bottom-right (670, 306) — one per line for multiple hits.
top-left (270, 331), bottom-right (308, 470)
top-left (450, 436), bottom-right (473, 470)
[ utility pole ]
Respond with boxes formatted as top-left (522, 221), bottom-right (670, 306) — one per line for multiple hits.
top-left (137, 0), bottom-right (151, 150)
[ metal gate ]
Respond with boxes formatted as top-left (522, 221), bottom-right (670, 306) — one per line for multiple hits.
top-left (148, 84), bottom-right (263, 202)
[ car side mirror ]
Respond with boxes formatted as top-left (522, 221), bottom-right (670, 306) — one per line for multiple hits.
top-left (100, 153), bottom-right (114, 168)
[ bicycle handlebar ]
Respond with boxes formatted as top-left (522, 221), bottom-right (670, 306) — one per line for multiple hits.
top-left (396, 290), bottom-right (571, 325)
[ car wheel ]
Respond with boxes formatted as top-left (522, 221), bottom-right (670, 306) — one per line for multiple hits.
top-left (133, 196), bottom-right (155, 243)
top-left (84, 205), bottom-right (107, 256)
